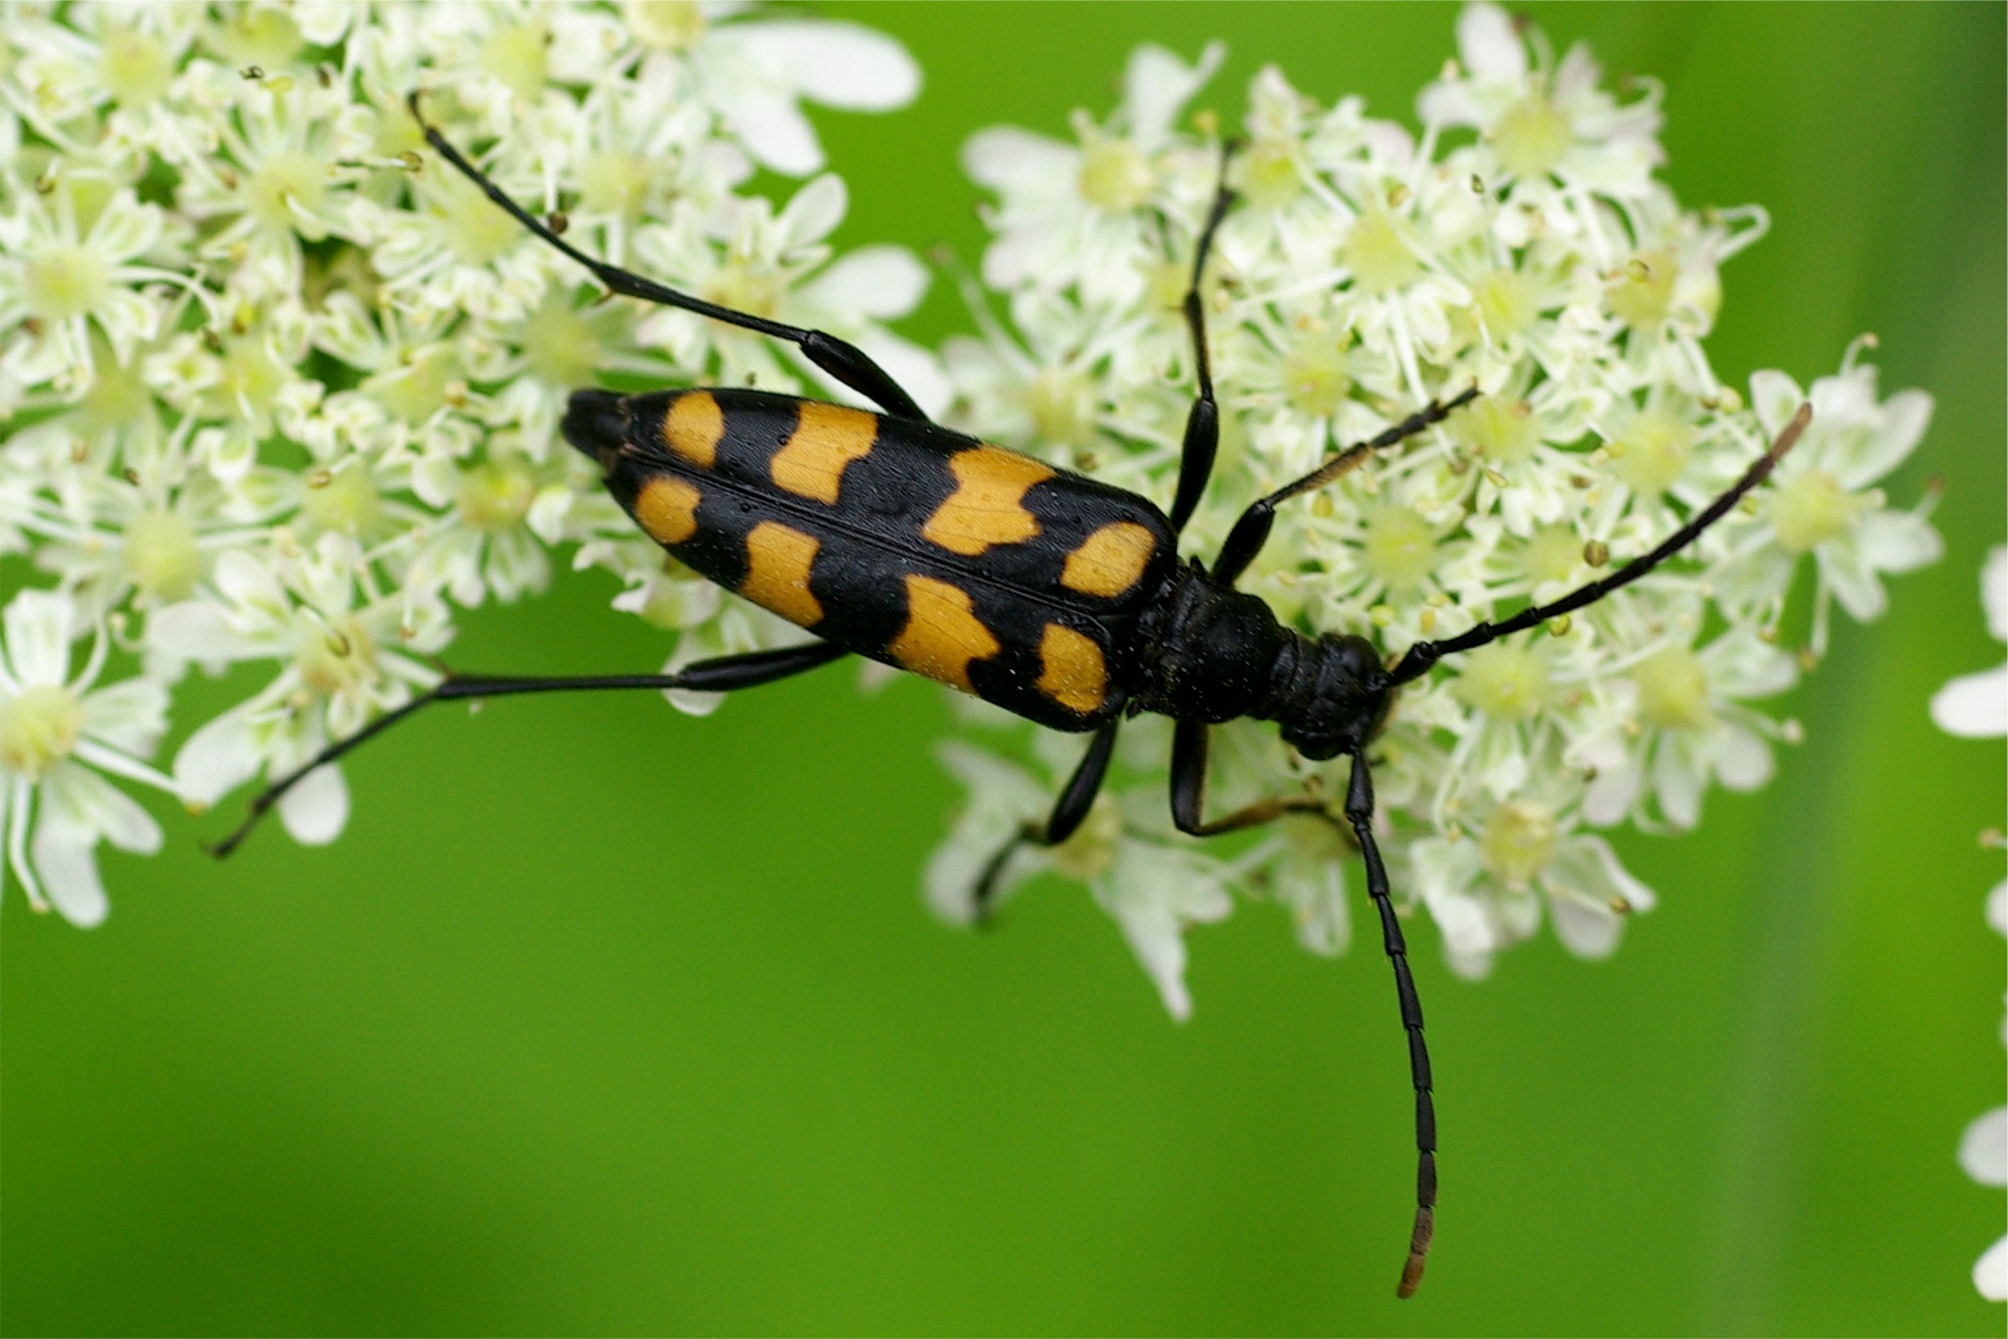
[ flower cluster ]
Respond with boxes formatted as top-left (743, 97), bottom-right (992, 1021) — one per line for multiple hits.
top-left (1934, 546), bottom-right (2007, 1303)
top-left (925, 4), bottom-right (1939, 1011)
top-left (0, 5), bottom-right (1942, 1031)
top-left (1, 0), bottom-right (931, 920)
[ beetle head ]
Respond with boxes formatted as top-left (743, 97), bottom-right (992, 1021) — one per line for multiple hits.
top-left (1277, 633), bottom-right (1393, 761)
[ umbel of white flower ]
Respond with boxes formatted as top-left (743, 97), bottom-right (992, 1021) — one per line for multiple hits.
top-left (926, 4), bottom-right (1937, 1013)
top-left (1932, 547), bottom-right (2008, 1303)
top-left (0, 3), bottom-right (1937, 1035)
top-left (0, 0), bottom-right (931, 914)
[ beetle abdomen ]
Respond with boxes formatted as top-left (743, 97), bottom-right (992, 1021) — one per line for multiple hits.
top-left (567, 388), bottom-right (1177, 731)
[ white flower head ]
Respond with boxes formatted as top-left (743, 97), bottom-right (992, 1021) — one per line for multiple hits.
top-left (150, 536), bottom-right (450, 846)
top-left (1728, 358), bottom-right (1941, 651)
top-left (1418, 1), bottom-right (1664, 193)
top-left (0, 174), bottom-right (179, 394)
top-left (1934, 545), bottom-right (2008, 1302)
top-left (962, 41), bottom-right (1225, 307)
top-left (931, 9), bottom-right (1934, 1015)
top-left (0, 589), bottom-right (174, 926)
top-left (0, 0), bottom-right (931, 909)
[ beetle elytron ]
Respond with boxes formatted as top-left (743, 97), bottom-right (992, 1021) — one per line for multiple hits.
top-left (214, 92), bottom-right (1811, 1298)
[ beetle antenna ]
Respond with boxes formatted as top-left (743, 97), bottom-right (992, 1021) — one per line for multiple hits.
top-left (1344, 751), bottom-right (1436, 1298)
top-left (1391, 401), bottom-right (1813, 686)
top-left (404, 91), bottom-right (926, 420)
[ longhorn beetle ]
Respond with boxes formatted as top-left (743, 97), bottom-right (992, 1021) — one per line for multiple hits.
top-left (211, 93), bottom-right (1812, 1299)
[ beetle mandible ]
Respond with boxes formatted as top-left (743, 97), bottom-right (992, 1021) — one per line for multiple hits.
top-left (212, 93), bottom-right (1812, 1298)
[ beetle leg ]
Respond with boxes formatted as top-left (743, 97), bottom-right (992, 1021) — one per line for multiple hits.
top-left (207, 641), bottom-right (850, 858)
top-left (408, 93), bottom-right (928, 422)
top-left (1167, 719), bottom-right (1340, 837)
top-left (1167, 145), bottom-right (1240, 536)
top-left (969, 718), bottom-right (1121, 920)
top-left (1211, 388), bottom-right (1479, 587)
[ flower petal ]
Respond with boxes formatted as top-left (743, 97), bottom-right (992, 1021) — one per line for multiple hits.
top-left (1094, 845), bottom-right (1232, 1022)
top-left (29, 810), bottom-right (108, 928)
top-left (3, 589), bottom-right (74, 688)
top-left (715, 87), bottom-right (823, 176)
top-left (173, 703), bottom-right (266, 805)
top-left (1749, 369), bottom-right (1807, 439)
top-left (735, 20), bottom-right (920, 112)
top-left (1983, 545), bottom-right (2008, 644)
top-left (81, 676), bottom-right (170, 759)
top-left (1855, 507), bottom-right (1943, 576)
top-left (1456, 2), bottom-right (1529, 84)
top-left (1547, 891), bottom-right (1623, 959)
top-left (962, 126), bottom-right (1075, 195)
top-left (1123, 42), bottom-right (1225, 148)
top-left (1931, 665), bottom-right (2008, 738)
top-left (777, 173), bottom-right (848, 250)
top-left (802, 245), bottom-right (928, 320)
top-left (46, 764), bottom-right (161, 856)
top-left (1959, 1107), bottom-right (2007, 1187)
top-left (1840, 387), bottom-right (1932, 490)
top-left (1714, 724), bottom-right (1776, 792)
top-left (1975, 1235), bottom-right (2008, 1303)
top-left (278, 763), bottom-right (348, 846)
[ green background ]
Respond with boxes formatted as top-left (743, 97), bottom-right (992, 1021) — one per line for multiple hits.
top-left (4, 4), bottom-right (2003, 1334)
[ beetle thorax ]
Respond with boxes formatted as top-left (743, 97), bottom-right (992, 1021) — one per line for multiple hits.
top-left (1131, 565), bottom-right (1391, 759)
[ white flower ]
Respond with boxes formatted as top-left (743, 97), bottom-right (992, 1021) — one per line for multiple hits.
top-left (962, 42), bottom-right (1224, 307)
top-left (1572, 608), bottom-right (1800, 830)
top-left (0, 2), bottom-right (1943, 1004)
top-left (927, 738), bottom-right (1234, 1020)
top-left (1962, 867), bottom-right (2008, 1302)
top-left (173, 71), bottom-right (370, 299)
top-left (671, 11), bottom-right (921, 177)
top-left (928, 10), bottom-right (1936, 1009)
top-left (1963, 1101), bottom-right (2007, 1302)
top-left (150, 537), bottom-right (449, 845)
top-left (0, 589), bottom-right (174, 926)
top-left (1935, 547), bottom-right (2008, 1303)
top-left (0, 174), bottom-right (179, 394)
top-left (9, 407), bottom-right (292, 620)
top-left (1731, 359), bottom-right (1941, 651)
top-left (0, 2), bottom-right (936, 916)
top-left (1931, 545), bottom-right (2008, 738)
top-left (1418, 2), bottom-right (1664, 195)
top-left (1409, 789), bottom-right (1655, 978)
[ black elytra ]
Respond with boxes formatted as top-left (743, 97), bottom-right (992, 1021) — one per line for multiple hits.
top-left (213, 92), bottom-right (1814, 1299)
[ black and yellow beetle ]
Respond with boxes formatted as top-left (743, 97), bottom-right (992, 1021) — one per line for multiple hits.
top-left (213, 94), bottom-right (1811, 1298)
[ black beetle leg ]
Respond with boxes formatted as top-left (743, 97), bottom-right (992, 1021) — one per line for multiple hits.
top-left (969, 718), bottom-right (1122, 920)
top-left (1167, 719), bottom-right (1340, 837)
top-left (209, 641), bottom-right (850, 858)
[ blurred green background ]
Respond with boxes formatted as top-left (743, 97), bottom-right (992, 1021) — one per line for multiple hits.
top-left (4, 4), bottom-right (2003, 1335)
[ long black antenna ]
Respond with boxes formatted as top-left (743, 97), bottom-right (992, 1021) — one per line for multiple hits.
top-left (1343, 751), bottom-right (1435, 1298)
top-left (1391, 401), bottom-right (1813, 687)
top-left (405, 92), bottom-right (926, 420)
